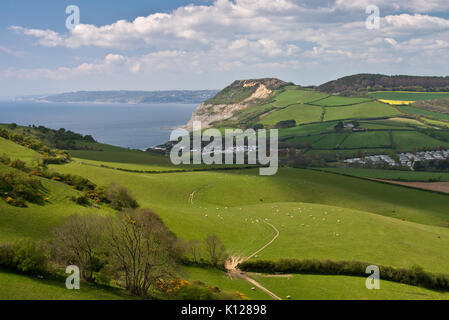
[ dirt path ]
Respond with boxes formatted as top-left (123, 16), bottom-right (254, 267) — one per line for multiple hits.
top-left (189, 191), bottom-right (196, 204)
top-left (226, 221), bottom-right (282, 300)
top-left (188, 185), bottom-right (210, 204)
top-left (247, 221), bottom-right (280, 260)
top-left (234, 270), bottom-right (283, 300)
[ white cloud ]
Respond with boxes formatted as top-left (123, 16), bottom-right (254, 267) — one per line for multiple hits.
top-left (6, 0), bottom-right (449, 86)
top-left (0, 45), bottom-right (25, 57)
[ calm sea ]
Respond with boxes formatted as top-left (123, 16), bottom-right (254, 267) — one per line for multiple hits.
top-left (0, 101), bottom-right (197, 149)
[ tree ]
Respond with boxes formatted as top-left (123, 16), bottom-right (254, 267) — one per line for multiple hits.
top-left (105, 209), bottom-right (180, 296)
top-left (51, 214), bottom-right (106, 282)
top-left (185, 240), bottom-right (203, 264)
top-left (204, 235), bottom-right (227, 267)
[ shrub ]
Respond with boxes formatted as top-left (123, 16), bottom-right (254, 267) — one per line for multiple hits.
top-left (71, 194), bottom-right (91, 206)
top-left (106, 183), bottom-right (139, 211)
top-left (0, 129), bottom-right (9, 139)
top-left (13, 239), bottom-right (49, 274)
top-left (275, 120), bottom-right (296, 129)
top-left (10, 159), bottom-right (27, 172)
top-left (0, 153), bottom-right (11, 165)
top-left (0, 243), bottom-right (16, 268)
top-left (0, 171), bottom-right (46, 206)
top-left (0, 240), bottom-right (49, 274)
top-left (181, 281), bottom-right (240, 300)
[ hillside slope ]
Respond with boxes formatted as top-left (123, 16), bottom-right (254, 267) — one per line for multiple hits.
top-left (318, 74), bottom-right (449, 95)
top-left (184, 78), bottom-right (292, 129)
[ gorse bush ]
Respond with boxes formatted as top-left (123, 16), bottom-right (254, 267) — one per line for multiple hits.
top-left (0, 126), bottom-right (70, 163)
top-left (0, 171), bottom-right (46, 207)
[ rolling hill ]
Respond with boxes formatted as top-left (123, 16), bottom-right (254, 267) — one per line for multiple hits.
top-left (182, 75), bottom-right (449, 163)
top-left (3, 73), bottom-right (449, 300)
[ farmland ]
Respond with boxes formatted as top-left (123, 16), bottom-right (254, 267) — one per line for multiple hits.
top-left (4, 79), bottom-right (449, 300)
top-left (311, 96), bottom-right (372, 106)
top-left (340, 131), bottom-right (391, 149)
top-left (260, 104), bottom-right (322, 126)
top-left (323, 101), bottom-right (400, 121)
top-left (370, 91), bottom-right (449, 102)
top-left (4, 121), bottom-right (449, 299)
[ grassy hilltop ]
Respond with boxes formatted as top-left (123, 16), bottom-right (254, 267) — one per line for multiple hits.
top-left (202, 76), bottom-right (449, 164)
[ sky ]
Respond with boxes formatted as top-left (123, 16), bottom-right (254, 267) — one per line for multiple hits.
top-left (0, 0), bottom-right (448, 96)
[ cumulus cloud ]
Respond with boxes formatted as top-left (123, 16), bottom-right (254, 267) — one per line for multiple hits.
top-left (6, 0), bottom-right (449, 84)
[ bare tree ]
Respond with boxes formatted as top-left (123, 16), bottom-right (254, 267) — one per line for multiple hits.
top-left (51, 214), bottom-right (106, 282)
top-left (105, 209), bottom-right (180, 296)
top-left (204, 235), bottom-right (227, 267)
top-left (185, 240), bottom-right (203, 263)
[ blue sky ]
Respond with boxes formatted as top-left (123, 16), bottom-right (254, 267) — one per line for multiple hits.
top-left (1, 0), bottom-right (449, 96)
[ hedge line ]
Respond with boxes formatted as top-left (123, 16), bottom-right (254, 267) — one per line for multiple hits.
top-left (239, 259), bottom-right (449, 292)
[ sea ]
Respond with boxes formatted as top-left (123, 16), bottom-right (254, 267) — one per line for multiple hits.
top-left (0, 101), bottom-right (197, 150)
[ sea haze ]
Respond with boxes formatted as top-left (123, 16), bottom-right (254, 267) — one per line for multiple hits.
top-left (0, 101), bottom-right (197, 150)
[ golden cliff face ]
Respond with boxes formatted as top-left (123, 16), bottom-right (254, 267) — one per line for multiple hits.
top-left (183, 81), bottom-right (275, 130)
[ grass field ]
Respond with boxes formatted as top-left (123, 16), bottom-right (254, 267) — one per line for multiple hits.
top-left (340, 131), bottom-right (391, 149)
top-left (5, 112), bottom-right (449, 299)
top-left (280, 134), bottom-right (323, 145)
top-left (398, 106), bottom-right (449, 121)
top-left (184, 267), bottom-right (271, 300)
top-left (0, 270), bottom-right (127, 300)
top-left (392, 131), bottom-right (449, 151)
top-left (0, 163), bottom-right (115, 243)
top-left (278, 122), bottom-right (338, 138)
top-left (371, 91), bottom-right (449, 101)
top-left (324, 101), bottom-right (401, 121)
top-left (260, 104), bottom-right (322, 126)
top-left (0, 137), bottom-right (42, 165)
top-left (311, 96), bottom-right (372, 106)
top-left (319, 167), bottom-right (449, 182)
top-left (312, 133), bottom-right (348, 149)
top-left (271, 89), bottom-right (329, 107)
top-left (251, 273), bottom-right (449, 300)
top-left (45, 163), bottom-right (449, 257)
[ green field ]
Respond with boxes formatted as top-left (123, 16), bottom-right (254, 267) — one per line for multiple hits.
top-left (312, 133), bottom-right (348, 149)
top-left (4, 131), bottom-right (449, 299)
top-left (260, 104), bottom-right (322, 126)
top-left (340, 131), bottom-right (391, 149)
top-left (371, 91), bottom-right (449, 101)
top-left (271, 89), bottom-right (329, 107)
top-left (398, 106), bottom-right (449, 121)
top-left (0, 163), bottom-right (115, 243)
top-left (319, 167), bottom-right (449, 182)
top-left (4, 84), bottom-right (449, 300)
top-left (0, 138), bottom-right (42, 165)
top-left (252, 274), bottom-right (449, 300)
top-left (324, 101), bottom-right (401, 121)
top-left (311, 96), bottom-right (372, 106)
top-left (392, 131), bottom-right (449, 151)
top-left (0, 270), bottom-right (127, 300)
top-left (278, 121), bottom-right (338, 138)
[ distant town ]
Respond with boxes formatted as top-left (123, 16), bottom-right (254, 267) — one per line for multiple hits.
top-left (345, 150), bottom-right (449, 169)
